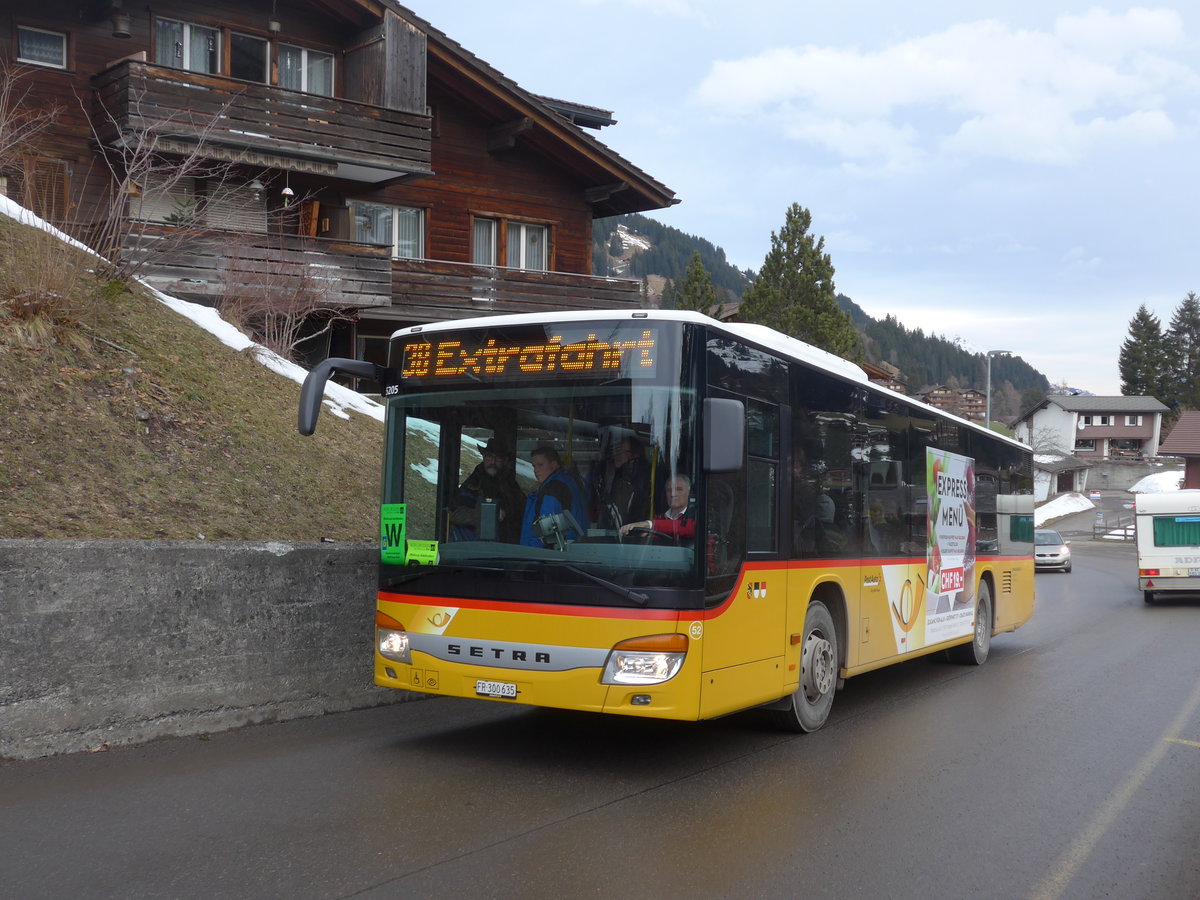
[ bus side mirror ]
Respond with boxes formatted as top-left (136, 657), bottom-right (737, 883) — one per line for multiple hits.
top-left (703, 398), bottom-right (744, 472)
top-left (298, 357), bottom-right (388, 435)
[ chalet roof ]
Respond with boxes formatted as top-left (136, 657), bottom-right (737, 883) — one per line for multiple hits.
top-left (1018, 394), bottom-right (1169, 421)
top-left (388, 3), bottom-right (677, 217)
top-left (1159, 411), bottom-right (1200, 457)
top-left (1034, 453), bottom-right (1092, 475)
top-left (534, 96), bottom-right (617, 129)
top-left (1052, 395), bottom-right (1168, 413)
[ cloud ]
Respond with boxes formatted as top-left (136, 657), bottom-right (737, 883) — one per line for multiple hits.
top-left (578, 0), bottom-right (705, 20)
top-left (691, 10), bottom-right (1194, 168)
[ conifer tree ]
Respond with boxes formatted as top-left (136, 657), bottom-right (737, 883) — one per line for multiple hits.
top-left (739, 203), bottom-right (860, 359)
top-left (1165, 292), bottom-right (1200, 409)
top-left (673, 251), bottom-right (722, 317)
top-left (1119, 304), bottom-right (1168, 399)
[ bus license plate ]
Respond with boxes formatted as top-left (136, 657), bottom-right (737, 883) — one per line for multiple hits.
top-left (475, 679), bottom-right (517, 699)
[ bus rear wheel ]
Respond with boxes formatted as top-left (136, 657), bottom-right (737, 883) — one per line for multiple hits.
top-left (771, 600), bottom-right (838, 733)
top-left (948, 580), bottom-right (992, 666)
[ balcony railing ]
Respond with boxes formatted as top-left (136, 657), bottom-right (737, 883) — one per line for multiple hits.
top-left (93, 61), bottom-right (432, 183)
top-left (124, 224), bottom-right (393, 308)
top-left (376, 258), bottom-right (643, 321)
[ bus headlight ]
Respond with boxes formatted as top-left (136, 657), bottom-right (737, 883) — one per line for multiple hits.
top-left (376, 611), bottom-right (411, 663)
top-left (601, 634), bottom-right (688, 685)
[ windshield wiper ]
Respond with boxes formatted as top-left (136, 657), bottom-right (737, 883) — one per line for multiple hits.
top-left (541, 562), bottom-right (649, 607)
top-left (384, 564), bottom-right (506, 589)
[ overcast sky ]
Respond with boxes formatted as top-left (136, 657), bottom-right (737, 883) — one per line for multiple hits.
top-left (402, 1), bottom-right (1200, 395)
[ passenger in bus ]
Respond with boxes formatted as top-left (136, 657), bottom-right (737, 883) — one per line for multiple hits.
top-left (798, 492), bottom-right (847, 555)
top-left (449, 438), bottom-right (524, 543)
top-left (866, 501), bottom-right (903, 554)
top-left (520, 446), bottom-right (590, 547)
top-left (619, 474), bottom-right (695, 541)
top-left (592, 435), bottom-right (651, 531)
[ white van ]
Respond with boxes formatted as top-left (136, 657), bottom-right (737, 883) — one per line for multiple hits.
top-left (1135, 490), bottom-right (1200, 603)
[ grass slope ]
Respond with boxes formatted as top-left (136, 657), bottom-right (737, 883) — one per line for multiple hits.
top-left (0, 232), bottom-right (381, 541)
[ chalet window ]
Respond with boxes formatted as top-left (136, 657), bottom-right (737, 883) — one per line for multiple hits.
top-left (472, 217), bottom-right (497, 265)
top-left (279, 45), bottom-right (334, 97)
top-left (1125, 415), bottom-right (1142, 426)
top-left (1074, 439), bottom-right (1095, 451)
top-left (230, 33), bottom-right (269, 83)
top-left (156, 19), bottom-right (220, 74)
top-left (349, 201), bottom-right (423, 259)
top-left (1097, 415), bottom-right (1111, 426)
top-left (133, 176), bottom-right (198, 224)
top-left (17, 26), bottom-right (67, 69)
top-left (507, 222), bottom-right (547, 271)
top-left (205, 183), bottom-right (267, 234)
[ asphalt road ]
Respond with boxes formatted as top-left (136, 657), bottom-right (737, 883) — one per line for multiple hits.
top-left (3, 533), bottom-right (1199, 900)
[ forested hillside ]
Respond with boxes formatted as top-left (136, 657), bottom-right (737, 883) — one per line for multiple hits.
top-left (593, 214), bottom-right (750, 300)
top-left (592, 214), bottom-right (1050, 415)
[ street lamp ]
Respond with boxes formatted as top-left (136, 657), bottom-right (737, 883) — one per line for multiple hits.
top-left (986, 350), bottom-right (1012, 430)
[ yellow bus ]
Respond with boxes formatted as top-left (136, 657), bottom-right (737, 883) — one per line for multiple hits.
top-left (299, 311), bottom-right (1035, 732)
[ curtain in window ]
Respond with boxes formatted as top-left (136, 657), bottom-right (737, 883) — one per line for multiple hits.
top-left (307, 52), bottom-right (334, 97)
top-left (279, 45), bottom-right (303, 91)
top-left (472, 218), bottom-right (496, 265)
top-left (190, 25), bottom-right (219, 74)
top-left (155, 20), bottom-right (184, 68)
top-left (1153, 516), bottom-right (1200, 547)
top-left (351, 202), bottom-right (393, 247)
top-left (507, 223), bottom-right (546, 270)
top-left (394, 207), bottom-right (422, 259)
top-left (17, 28), bottom-right (65, 67)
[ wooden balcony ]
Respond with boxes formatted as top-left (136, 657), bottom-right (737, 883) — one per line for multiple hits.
top-left (371, 258), bottom-right (643, 322)
top-left (124, 224), bottom-right (393, 307)
top-left (92, 60), bottom-right (432, 183)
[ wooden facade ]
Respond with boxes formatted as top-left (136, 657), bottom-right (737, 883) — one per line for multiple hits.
top-left (0, 1), bottom-right (675, 365)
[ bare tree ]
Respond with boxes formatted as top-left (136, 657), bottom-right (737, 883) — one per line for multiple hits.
top-left (218, 233), bottom-right (357, 362)
top-left (81, 84), bottom-right (245, 283)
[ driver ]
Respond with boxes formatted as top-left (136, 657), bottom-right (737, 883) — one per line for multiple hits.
top-left (619, 474), bottom-right (695, 540)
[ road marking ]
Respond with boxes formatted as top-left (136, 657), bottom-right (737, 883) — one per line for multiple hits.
top-left (1029, 678), bottom-right (1200, 900)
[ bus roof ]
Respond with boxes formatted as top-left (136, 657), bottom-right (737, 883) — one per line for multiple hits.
top-left (391, 310), bottom-right (1028, 452)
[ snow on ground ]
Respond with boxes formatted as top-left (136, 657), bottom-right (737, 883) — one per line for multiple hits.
top-left (1129, 470), bottom-right (1184, 493)
top-left (1, 197), bottom-right (383, 426)
top-left (1035, 492), bottom-right (1094, 527)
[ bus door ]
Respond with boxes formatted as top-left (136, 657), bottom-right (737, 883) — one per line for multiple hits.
top-left (857, 406), bottom-right (916, 666)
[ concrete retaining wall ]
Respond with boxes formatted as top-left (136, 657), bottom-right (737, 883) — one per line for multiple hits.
top-left (1085, 458), bottom-right (1182, 492)
top-left (0, 540), bottom-right (414, 760)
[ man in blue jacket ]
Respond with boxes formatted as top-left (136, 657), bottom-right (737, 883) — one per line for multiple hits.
top-left (520, 446), bottom-right (589, 547)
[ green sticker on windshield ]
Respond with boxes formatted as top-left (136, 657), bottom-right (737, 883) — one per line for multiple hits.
top-left (405, 540), bottom-right (439, 566)
top-left (380, 504), bottom-right (407, 564)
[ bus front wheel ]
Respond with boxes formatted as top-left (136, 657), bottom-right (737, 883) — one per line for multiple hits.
top-left (948, 580), bottom-right (992, 666)
top-left (771, 600), bottom-right (838, 733)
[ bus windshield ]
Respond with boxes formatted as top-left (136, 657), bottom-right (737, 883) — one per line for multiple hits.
top-left (381, 320), bottom-right (703, 600)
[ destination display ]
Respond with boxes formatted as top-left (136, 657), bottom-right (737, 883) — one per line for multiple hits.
top-left (399, 328), bottom-right (659, 382)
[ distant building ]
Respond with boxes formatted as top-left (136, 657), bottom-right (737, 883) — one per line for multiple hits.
top-left (1014, 395), bottom-right (1168, 460)
top-left (1157, 411), bottom-right (1200, 489)
top-left (914, 385), bottom-right (987, 421)
top-left (861, 360), bottom-right (906, 394)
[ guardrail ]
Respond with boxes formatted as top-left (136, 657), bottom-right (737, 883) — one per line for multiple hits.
top-left (1093, 513), bottom-right (1135, 541)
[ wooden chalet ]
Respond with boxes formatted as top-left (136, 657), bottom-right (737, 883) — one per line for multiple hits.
top-left (1, 1), bottom-right (676, 371)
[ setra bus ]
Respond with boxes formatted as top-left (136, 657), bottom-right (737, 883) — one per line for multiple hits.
top-left (298, 310), bottom-right (1035, 732)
